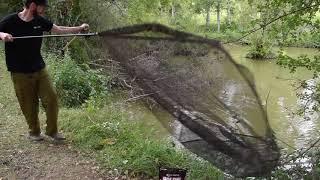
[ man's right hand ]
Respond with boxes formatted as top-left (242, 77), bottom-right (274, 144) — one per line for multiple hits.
top-left (0, 33), bottom-right (13, 42)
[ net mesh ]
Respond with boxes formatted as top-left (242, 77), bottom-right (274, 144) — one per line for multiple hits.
top-left (98, 24), bottom-right (280, 177)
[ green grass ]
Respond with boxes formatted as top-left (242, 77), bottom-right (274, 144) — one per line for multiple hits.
top-left (59, 99), bottom-right (224, 179)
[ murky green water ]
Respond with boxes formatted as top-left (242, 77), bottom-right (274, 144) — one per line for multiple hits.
top-left (224, 45), bottom-right (319, 150)
top-left (128, 45), bottom-right (319, 150)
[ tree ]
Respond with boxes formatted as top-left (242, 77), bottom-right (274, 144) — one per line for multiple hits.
top-left (260, 0), bottom-right (320, 113)
top-left (243, 0), bottom-right (320, 44)
top-left (215, 0), bottom-right (222, 33)
top-left (0, 0), bottom-right (22, 15)
top-left (226, 0), bottom-right (232, 26)
top-left (193, 0), bottom-right (225, 33)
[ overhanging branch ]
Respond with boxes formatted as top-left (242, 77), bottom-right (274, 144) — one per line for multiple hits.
top-left (225, 3), bottom-right (320, 44)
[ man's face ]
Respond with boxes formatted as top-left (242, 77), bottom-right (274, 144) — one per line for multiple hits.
top-left (35, 5), bottom-right (46, 16)
top-left (30, 3), bottom-right (46, 16)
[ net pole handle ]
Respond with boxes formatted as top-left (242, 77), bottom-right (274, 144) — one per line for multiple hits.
top-left (11, 32), bottom-right (99, 39)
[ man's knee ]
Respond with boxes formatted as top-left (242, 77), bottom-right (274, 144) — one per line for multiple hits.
top-left (41, 94), bottom-right (58, 108)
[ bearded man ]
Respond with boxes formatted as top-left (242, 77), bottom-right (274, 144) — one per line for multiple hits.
top-left (0, 0), bottom-right (89, 141)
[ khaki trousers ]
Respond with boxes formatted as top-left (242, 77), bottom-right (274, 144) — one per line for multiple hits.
top-left (11, 68), bottom-right (58, 136)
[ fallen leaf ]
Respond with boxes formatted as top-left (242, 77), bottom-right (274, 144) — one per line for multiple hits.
top-left (100, 138), bottom-right (116, 145)
top-left (122, 160), bottom-right (128, 165)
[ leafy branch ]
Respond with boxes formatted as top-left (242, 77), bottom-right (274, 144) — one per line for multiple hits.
top-left (225, 2), bottom-right (320, 44)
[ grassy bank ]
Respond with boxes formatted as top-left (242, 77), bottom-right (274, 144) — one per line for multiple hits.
top-left (58, 101), bottom-right (224, 179)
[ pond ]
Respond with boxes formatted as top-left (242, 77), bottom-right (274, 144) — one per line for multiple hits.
top-left (225, 45), bottom-right (319, 150)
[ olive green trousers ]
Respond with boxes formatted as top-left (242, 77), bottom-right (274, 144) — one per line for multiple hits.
top-left (11, 68), bottom-right (58, 136)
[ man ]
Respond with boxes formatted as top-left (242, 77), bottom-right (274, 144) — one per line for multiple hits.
top-left (0, 0), bottom-right (89, 141)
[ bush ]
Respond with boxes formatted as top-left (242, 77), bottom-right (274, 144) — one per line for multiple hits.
top-left (47, 53), bottom-right (109, 108)
top-left (69, 38), bottom-right (91, 64)
top-left (246, 33), bottom-right (277, 59)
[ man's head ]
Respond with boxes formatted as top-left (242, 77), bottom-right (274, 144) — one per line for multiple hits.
top-left (24, 0), bottom-right (49, 16)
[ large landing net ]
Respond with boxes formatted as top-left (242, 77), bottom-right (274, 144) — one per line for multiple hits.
top-left (99, 24), bottom-right (279, 177)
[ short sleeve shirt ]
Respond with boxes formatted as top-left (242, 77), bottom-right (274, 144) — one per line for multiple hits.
top-left (0, 13), bottom-right (53, 73)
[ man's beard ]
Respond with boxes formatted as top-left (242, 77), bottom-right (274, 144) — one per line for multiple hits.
top-left (33, 10), bottom-right (45, 17)
top-left (32, 9), bottom-right (38, 16)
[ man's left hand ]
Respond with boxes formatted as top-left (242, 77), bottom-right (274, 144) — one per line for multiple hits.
top-left (80, 23), bottom-right (89, 33)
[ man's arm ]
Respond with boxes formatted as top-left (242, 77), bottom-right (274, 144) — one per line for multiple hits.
top-left (0, 32), bottom-right (13, 42)
top-left (0, 15), bottom-right (13, 42)
top-left (51, 24), bottom-right (89, 34)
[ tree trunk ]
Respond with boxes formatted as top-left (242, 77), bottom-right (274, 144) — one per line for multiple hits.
top-left (216, 3), bottom-right (221, 33)
top-left (206, 6), bottom-right (210, 29)
top-left (171, 2), bottom-right (175, 19)
top-left (159, 1), bottom-right (163, 15)
top-left (227, 0), bottom-right (232, 26)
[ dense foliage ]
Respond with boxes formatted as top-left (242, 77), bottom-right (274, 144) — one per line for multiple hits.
top-left (47, 53), bottom-right (109, 108)
top-left (1, 0), bottom-right (318, 49)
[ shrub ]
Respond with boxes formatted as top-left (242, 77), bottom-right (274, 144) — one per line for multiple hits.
top-left (246, 33), bottom-right (277, 59)
top-left (47, 53), bottom-right (109, 108)
top-left (69, 38), bottom-right (91, 64)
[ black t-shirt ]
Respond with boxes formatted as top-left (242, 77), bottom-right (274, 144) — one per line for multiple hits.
top-left (0, 13), bottom-right (53, 73)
